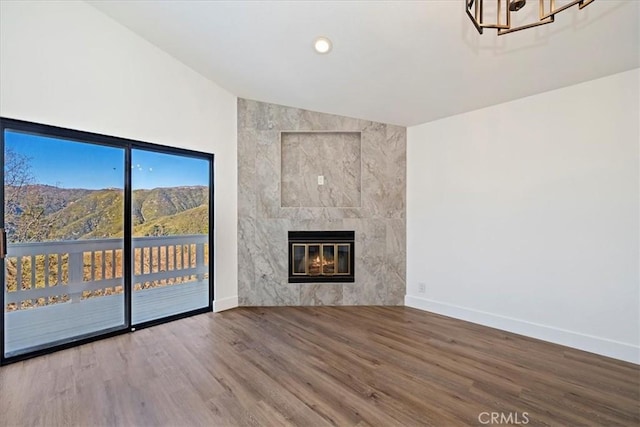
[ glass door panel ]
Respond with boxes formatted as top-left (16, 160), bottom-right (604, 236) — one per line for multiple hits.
top-left (292, 244), bottom-right (306, 275)
top-left (131, 149), bottom-right (210, 324)
top-left (337, 244), bottom-right (350, 275)
top-left (308, 245), bottom-right (321, 276)
top-left (3, 129), bottom-right (126, 358)
top-left (322, 245), bottom-right (335, 275)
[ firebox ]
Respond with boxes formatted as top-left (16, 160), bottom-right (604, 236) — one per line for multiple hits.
top-left (288, 231), bottom-right (355, 283)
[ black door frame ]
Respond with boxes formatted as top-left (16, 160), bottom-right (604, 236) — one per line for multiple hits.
top-left (0, 117), bottom-right (214, 365)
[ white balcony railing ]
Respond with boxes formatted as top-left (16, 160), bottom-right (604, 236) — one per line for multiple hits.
top-left (3, 235), bottom-right (210, 356)
top-left (5, 234), bottom-right (208, 308)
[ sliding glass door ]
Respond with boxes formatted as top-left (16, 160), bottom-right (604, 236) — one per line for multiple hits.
top-left (1, 119), bottom-right (213, 363)
top-left (2, 128), bottom-right (127, 358)
top-left (130, 149), bottom-right (211, 325)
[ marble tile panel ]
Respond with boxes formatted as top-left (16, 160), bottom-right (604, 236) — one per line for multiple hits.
top-left (300, 284), bottom-right (344, 305)
top-left (281, 132), bottom-right (361, 208)
top-left (384, 218), bottom-right (406, 305)
top-left (321, 207), bottom-right (363, 220)
top-left (255, 141), bottom-right (281, 219)
top-left (385, 218), bottom-right (406, 280)
top-left (383, 267), bottom-right (406, 306)
top-left (279, 207), bottom-right (320, 221)
top-left (342, 220), bottom-right (386, 305)
top-left (382, 125), bottom-right (407, 218)
top-left (291, 219), bottom-right (345, 232)
top-left (237, 129), bottom-right (256, 218)
top-left (342, 262), bottom-right (384, 306)
top-left (237, 98), bottom-right (258, 130)
top-left (360, 126), bottom-right (388, 219)
top-left (298, 109), bottom-right (368, 131)
top-left (239, 98), bottom-right (303, 131)
top-left (253, 219), bottom-right (298, 305)
top-left (279, 207), bottom-right (363, 221)
top-left (237, 217), bottom-right (257, 305)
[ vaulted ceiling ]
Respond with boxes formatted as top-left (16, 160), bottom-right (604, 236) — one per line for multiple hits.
top-left (89, 1), bottom-right (639, 126)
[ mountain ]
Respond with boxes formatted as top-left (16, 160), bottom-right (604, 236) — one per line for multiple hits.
top-left (133, 204), bottom-right (209, 236)
top-left (132, 186), bottom-right (208, 226)
top-left (5, 185), bottom-right (209, 241)
top-left (5, 184), bottom-right (93, 216)
top-left (49, 189), bottom-right (125, 239)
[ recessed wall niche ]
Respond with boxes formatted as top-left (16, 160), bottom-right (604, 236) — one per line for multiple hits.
top-left (281, 131), bottom-right (361, 208)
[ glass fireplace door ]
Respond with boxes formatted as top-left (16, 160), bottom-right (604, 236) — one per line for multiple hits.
top-left (290, 240), bottom-right (352, 279)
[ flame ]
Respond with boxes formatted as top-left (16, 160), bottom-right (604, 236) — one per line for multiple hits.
top-left (309, 255), bottom-right (334, 269)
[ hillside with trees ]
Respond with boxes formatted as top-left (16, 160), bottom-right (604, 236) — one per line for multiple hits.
top-left (5, 185), bottom-right (209, 242)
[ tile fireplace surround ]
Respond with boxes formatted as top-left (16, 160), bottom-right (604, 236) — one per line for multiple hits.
top-left (238, 99), bottom-right (406, 306)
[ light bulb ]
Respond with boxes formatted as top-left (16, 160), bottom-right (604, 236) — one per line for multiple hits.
top-left (314, 37), bottom-right (332, 54)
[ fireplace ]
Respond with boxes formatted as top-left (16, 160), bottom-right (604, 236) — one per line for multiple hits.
top-left (288, 231), bottom-right (355, 283)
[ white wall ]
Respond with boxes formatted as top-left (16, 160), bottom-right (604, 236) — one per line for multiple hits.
top-left (0, 1), bottom-right (238, 310)
top-left (407, 69), bottom-right (639, 364)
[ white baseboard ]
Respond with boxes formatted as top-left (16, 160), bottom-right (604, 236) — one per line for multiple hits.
top-left (405, 295), bottom-right (639, 365)
top-left (213, 296), bottom-right (238, 312)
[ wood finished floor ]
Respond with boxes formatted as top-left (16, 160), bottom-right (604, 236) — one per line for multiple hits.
top-left (1, 306), bottom-right (638, 426)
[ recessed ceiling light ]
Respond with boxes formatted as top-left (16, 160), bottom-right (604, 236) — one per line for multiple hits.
top-left (313, 37), bottom-right (332, 54)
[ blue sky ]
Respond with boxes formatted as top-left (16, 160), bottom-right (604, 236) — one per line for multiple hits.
top-left (5, 131), bottom-right (209, 190)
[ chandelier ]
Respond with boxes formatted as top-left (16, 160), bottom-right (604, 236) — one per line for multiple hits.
top-left (466, 0), bottom-right (595, 35)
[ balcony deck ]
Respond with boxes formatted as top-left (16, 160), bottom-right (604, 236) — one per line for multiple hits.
top-left (4, 235), bottom-right (209, 357)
